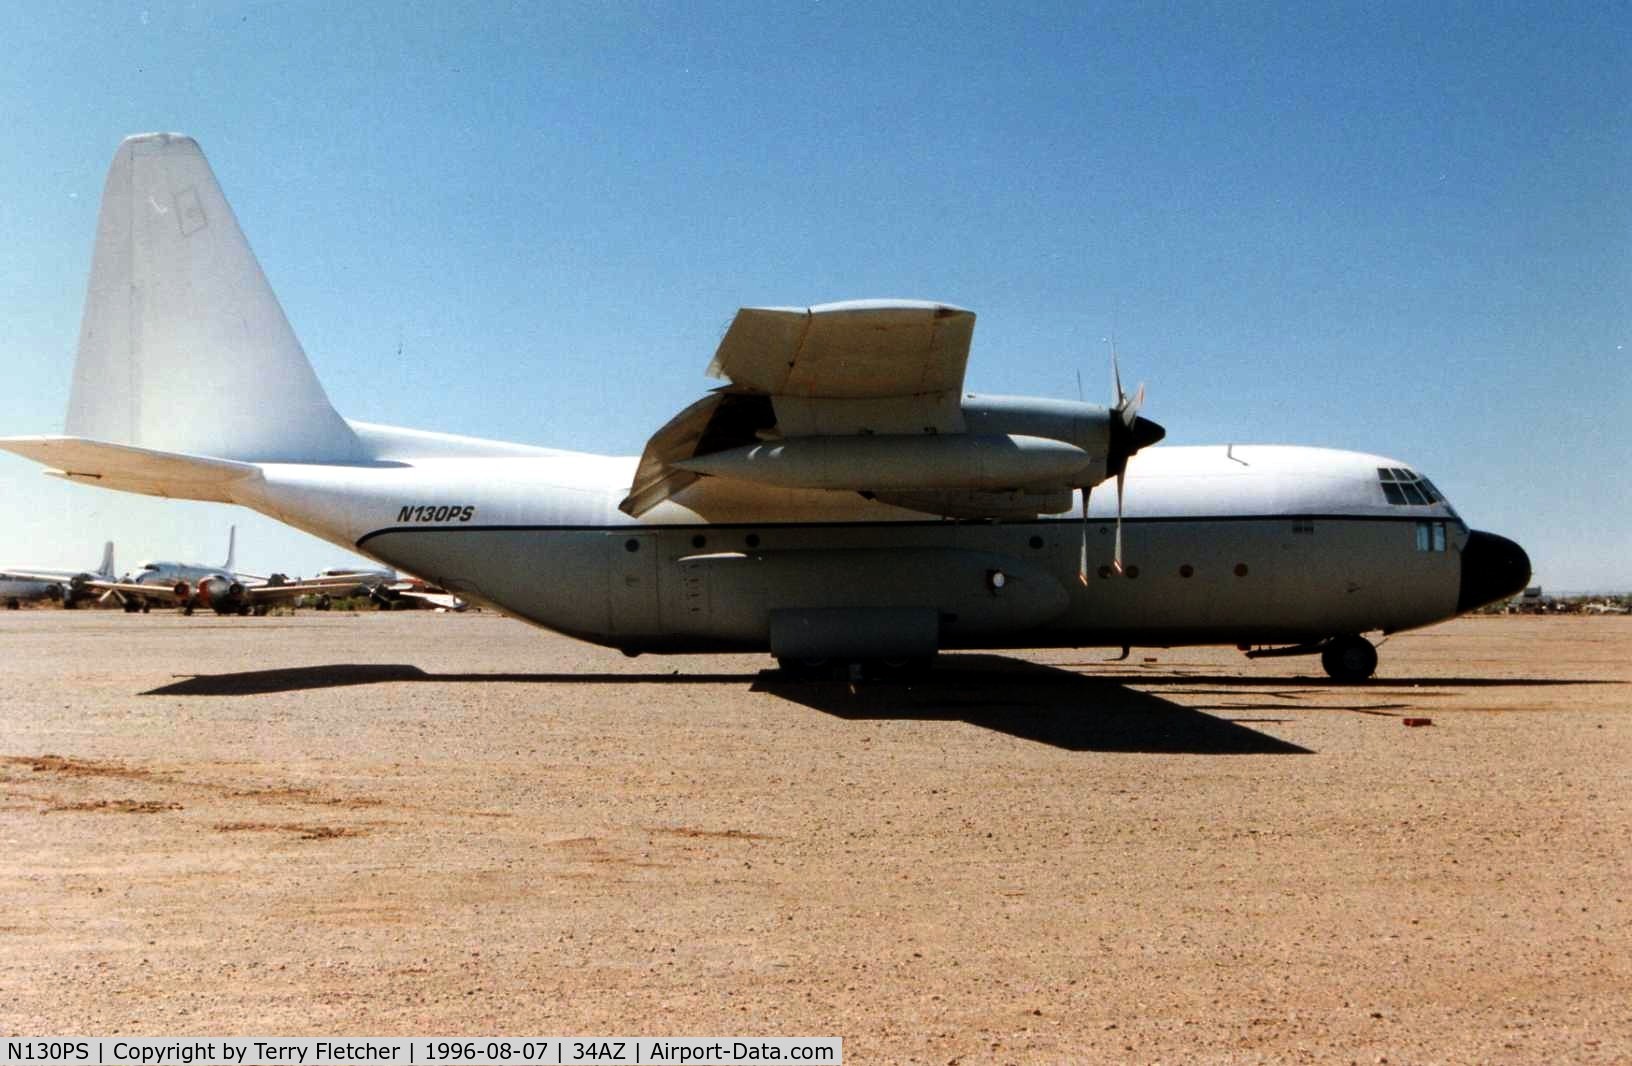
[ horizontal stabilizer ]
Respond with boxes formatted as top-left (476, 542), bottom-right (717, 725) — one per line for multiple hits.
top-left (0, 435), bottom-right (259, 502)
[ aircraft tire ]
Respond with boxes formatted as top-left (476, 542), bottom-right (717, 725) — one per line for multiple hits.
top-left (140, 603), bottom-right (151, 614)
top-left (5, 598), bottom-right (18, 610)
top-left (123, 600), bottom-right (140, 613)
top-left (1321, 635), bottom-right (1377, 682)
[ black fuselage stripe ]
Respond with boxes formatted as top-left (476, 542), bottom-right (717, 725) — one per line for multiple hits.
top-left (355, 513), bottom-right (1446, 550)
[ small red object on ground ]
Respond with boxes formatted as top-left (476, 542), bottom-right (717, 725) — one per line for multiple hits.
top-left (1402, 717), bottom-right (1433, 727)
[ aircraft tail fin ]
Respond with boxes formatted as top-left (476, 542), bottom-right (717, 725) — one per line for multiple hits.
top-left (97, 541), bottom-right (115, 578)
top-left (65, 133), bottom-right (365, 464)
top-left (223, 525), bottom-right (237, 573)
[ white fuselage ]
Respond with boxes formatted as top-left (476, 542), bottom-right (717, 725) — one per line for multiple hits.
top-left (228, 440), bottom-right (1472, 652)
top-left (130, 561), bottom-right (233, 588)
top-left (0, 575), bottom-right (63, 602)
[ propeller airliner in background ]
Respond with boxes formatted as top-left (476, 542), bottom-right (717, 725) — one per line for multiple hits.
top-left (1, 541), bottom-right (115, 609)
top-left (48, 525), bottom-right (370, 615)
top-left (0, 134), bottom-right (1531, 678)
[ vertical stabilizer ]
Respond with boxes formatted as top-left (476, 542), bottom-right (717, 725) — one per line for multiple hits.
top-left (66, 134), bottom-right (365, 463)
top-left (97, 541), bottom-right (115, 578)
top-left (222, 525), bottom-right (237, 573)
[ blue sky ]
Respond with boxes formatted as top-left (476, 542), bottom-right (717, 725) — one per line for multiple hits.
top-left (2, 2), bottom-right (1628, 589)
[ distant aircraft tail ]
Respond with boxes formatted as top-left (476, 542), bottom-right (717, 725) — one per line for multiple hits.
top-left (97, 541), bottom-right (115, 578)
top-left (63, 133), bottom-right (364, 464)
top-left (222, 525), bottom-right (237, 573)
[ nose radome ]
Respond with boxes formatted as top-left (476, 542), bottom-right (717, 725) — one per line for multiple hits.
top-left (1458, 530), bottom-right (1532, 613)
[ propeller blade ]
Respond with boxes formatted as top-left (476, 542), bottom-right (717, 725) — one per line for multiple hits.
top-left (1113, 473), bottom-right (1126, 574)
top-left (1111, 338), bottom-right (1124, 406)
top-left (1077, 486), bottom-right (1090, 586)
top-left (1120, 381), bottom-right (1145, 427)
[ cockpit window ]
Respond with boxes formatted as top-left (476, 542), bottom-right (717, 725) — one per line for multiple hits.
top-left (1377, 467), bottom-right (1441, 506)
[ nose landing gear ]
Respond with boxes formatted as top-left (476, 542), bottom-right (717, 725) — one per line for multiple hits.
top-left (1242, 633), bottom-right (1380, 681)
top-left (1321, 634), bottom-right (1378, 682)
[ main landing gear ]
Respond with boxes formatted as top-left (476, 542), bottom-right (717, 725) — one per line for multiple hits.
top-left (776, 656), bottom-right (936, 681)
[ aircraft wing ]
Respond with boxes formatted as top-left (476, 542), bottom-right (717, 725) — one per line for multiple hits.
top-left (243, 579), bottom-right (370, 603)
top-left (1, 569), bottom-right (86, 584)
top-left (78, 578), bottom-right (187, 603)
top-left (621, 301), bottom-right (975, 516)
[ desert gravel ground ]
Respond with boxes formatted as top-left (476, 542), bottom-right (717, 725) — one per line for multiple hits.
top-left (1, 610), bottom-right (1628, 1064)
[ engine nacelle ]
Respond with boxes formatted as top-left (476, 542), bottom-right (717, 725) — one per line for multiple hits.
top-left (960, 394), bottom-right (1116, 455)
top-left (676, 433), bottom-right (1096, 492)
top-left (195, 575), bottom-right (245, 614)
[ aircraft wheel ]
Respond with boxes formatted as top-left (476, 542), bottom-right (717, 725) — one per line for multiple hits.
top-left (140, 603), bottom-right (151, 614)
top-left (182, 605), bottom-right (194, 616)
top-left (1321, 635), bottom-right (1378, 682)
top-left (123, 600), bottom-right (140, 613)
top-left (5, 598), bottom-right (18, 610)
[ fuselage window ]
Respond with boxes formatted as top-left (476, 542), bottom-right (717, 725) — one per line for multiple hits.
top-left (1415, 520), bottom-right (1448, 552)
top-left (1379, 467), bottom-right (1442, 508)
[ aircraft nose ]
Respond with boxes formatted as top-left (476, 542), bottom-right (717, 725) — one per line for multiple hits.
top-left (1458, 530), bottom-right (1532, 613)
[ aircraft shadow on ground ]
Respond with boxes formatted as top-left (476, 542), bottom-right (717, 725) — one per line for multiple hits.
top-left (140, 656), bottom-right (1615, 754)
top-left (753, 655), bottom-right (1313, 754)
top-left (142, 657), bottom-right (1310, 754)
top-left (1067, 672), bottom-right (1617, 689)
top-left (141, 664), bottom-right (760, 696)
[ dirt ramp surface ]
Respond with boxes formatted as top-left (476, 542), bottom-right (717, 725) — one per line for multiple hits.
top-left (1, 611), bottom-right (1628, 1062)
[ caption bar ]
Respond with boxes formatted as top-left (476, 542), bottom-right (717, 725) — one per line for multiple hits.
top-left (2, 1041), bottom-right (840, 1066)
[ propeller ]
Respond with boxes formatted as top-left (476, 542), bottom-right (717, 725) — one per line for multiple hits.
top-left (1076, 342), bottom-right (1165, 585)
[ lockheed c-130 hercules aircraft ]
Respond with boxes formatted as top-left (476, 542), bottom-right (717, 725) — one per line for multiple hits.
top-left (0, 134), bottom-right (1530, 679)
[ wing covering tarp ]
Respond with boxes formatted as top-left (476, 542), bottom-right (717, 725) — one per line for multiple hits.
top-left (621, 301), bottom-right (976, 516)
top-left (707, 300), bottom-right (974, 436)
